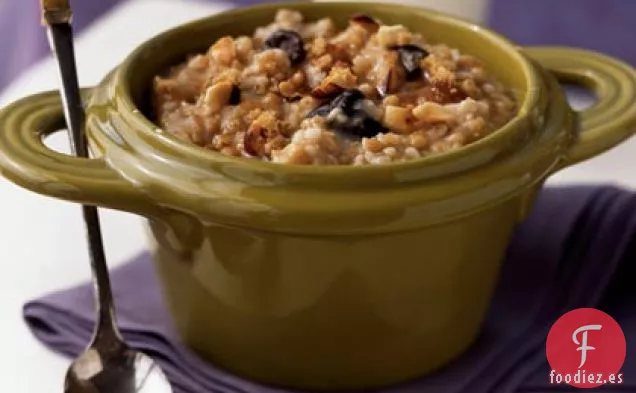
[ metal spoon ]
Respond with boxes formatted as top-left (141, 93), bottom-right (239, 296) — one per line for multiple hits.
top-left (40, 1), bottom-right (172, 392)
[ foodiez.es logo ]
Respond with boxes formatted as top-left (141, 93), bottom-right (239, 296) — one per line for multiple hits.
top-left (546, 308), bottom-right (626, 388)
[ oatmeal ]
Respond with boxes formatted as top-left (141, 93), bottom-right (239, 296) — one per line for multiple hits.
top-left (152, 10), bottom-right (516, 165)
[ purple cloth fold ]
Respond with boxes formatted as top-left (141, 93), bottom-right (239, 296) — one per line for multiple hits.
top-left (23, 186), bottom-right (636, 393)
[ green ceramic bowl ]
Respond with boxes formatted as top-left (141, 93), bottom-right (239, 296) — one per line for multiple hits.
top-left (1, 1), bottom-right (635, 390)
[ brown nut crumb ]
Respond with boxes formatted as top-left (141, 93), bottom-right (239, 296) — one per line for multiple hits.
top-left (383, 105), bottom-right (414, 133)
top-left (200, 81), bottom-right (235, 113)
top-left (349, 13), bottom-right (380, 33)
top-left (279, 70), bottom-right (307, 98)
top-left (243, 111), bottom-right (283, 156)
top-left (376, 25), bottom-right (412, 48)
top-left (311, 82), bottom-right (343, 99)
top-left (310, 37), bottom-right (328, 57)
top-left (362, 137), bottom-right (384, 153)
top-left (244, 126), bottom-right (269, 156)
top-left (313, 53), bottom-right (334, 71)
top-left (383, 94), bottom-right (400, 106)
top-left (358, 83), bottom-right (377, 98)
top-left (208, 36), bottom-right (236, 66)
top-left (326, 42), bottom-right (351, 63)
top-left (372, 51), bottom-right (406, 97)
top-left (311, 62), bottom-right (357, 98)
top-left (423, 80), bottom-right (468, 104)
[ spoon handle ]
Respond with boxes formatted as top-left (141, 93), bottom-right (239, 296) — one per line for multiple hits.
top-left (43, 2), bottom-right (122, 342)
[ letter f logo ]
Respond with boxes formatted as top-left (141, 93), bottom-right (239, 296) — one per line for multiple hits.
top-left (572, 324), bottom-right (602, 368)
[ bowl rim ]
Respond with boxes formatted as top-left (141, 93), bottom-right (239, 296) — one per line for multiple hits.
top-left (112, 1), bottom-right (541, 181)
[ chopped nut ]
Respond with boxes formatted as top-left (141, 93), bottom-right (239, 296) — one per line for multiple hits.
top-left (255, 48), bottom-right (292, 77)
top-left (278, 80), bottom-right (296, 97)
top-left (311, 83), bottom-right (344, 99)
top-left (208, 36), bottom-right (236, 66)
top-left (349, 13), bottom-right (380, 33)
top-left (279, 71), bottom-right (306, 98)
top-left (200, 81), bottom-right (234, 113)
top-left (362, 137), bottom-right (384, 153)
top-left (358, 83), bottom-right (377, 98)
top-left (376, 25), bottom-right (412, 48)
top-left (383, 105), bottom-right (413, 133)
top-left (383, 94), bottom-right (400, 106)
top-left (313, 53), bottom-right (334, 71)
top-left (310, 37), bottom-right (328, 57)
top-left (412, 102), bottom-right (454, 123)
top-left (244, 116), bottom-right (280, 157)
top-left (311, 63), bottom-right (357, 98)
top-left (375, 51), bottom-right (407, 96)
top-left (234, 36), bottom-right (254, 62)
top-left (325, 43), bottom-right (351, 63)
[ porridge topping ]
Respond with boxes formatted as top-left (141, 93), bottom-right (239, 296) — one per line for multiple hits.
top-left (263, 29), bottom-right (307, 65)
top-left (153, 9), bottom-right (517, 165)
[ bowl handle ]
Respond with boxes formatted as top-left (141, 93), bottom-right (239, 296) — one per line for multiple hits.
top-left (524, 46), bottom-right (636, 169)
top-left (0, 89), bottom-right (158, 217)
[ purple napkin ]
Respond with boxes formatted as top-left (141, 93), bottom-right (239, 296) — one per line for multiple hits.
top-left (488, 0), bottom-right (636, 66)
top-left (23, 186), bottom-right (636, 393)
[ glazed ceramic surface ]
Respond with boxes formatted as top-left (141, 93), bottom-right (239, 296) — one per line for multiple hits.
top-left (1, 2), bottom-right (635, 390)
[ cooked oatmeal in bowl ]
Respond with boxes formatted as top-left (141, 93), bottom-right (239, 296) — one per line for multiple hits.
top-left (152, 9), bottom-right (517, 165)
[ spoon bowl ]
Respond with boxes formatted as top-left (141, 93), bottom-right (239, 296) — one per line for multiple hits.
top-left (65, 346), bottom-right (171, 393)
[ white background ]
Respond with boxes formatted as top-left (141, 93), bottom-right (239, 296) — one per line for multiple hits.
top-left (0, 0), bottom-right (634, 390)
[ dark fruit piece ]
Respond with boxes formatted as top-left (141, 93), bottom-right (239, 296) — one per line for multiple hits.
top-left (331, 89), bottom-right (365, 115)
top-left (305, 89), bottom-right (387, 138)
top-left (229, 85), bottom-right (241, 105)
top-left (330, 112), bottom-right (386, 138)
top-left (306, 103), bottom-right (332, 118)
top-left (390, 44), bottom-right (429, 80)
top-left (264, 29), bottom-right (306, 65)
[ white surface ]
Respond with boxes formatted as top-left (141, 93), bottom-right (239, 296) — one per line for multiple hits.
top-left (0, 0), bottom-right (634, 390)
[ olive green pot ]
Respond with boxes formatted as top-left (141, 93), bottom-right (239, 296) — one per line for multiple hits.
top-left (1, 2), bottom-right (635, 390)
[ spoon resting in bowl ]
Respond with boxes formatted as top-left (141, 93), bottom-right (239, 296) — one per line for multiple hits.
top-left (39, 1), bottom-right (172, 392)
